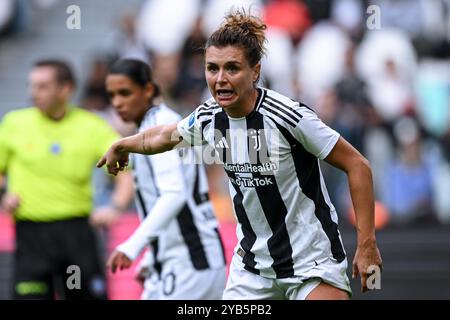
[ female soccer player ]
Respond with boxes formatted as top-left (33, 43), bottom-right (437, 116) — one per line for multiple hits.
top-left (98, 11), bottom-right (382, 300)
top-left (105, 59), bottom-right (226, 299)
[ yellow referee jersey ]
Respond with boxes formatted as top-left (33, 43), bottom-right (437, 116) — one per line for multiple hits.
top-left (0, 106), bottom-right (119, 222)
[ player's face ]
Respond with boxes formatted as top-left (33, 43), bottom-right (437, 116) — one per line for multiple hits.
top-left (106, 74), bottom-right (154, 123)
top-left (205, 46), bottom-right (260, 116)
top-left (29, 67), bottom-right (69, 113)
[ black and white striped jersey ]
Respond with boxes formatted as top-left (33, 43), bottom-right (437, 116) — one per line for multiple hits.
top-left (177, 88), bottom-right (346, 279)
top-left (117, 104), bottom-right (226, 271)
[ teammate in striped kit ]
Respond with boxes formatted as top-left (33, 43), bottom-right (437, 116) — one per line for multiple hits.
top-left (98, 11), bottom-right (382, 299)
top-left (104, 59), bottom-right (226, 300)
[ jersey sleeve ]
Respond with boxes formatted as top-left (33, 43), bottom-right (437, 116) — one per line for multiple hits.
top-left (0, 113), bottom-right (14, 174)
top-left (116, 151), bottom-right (188, 260)
top-left (116, 153), bottom-right (187, 260)
top-left (150, 149), bottom-right (185, 194)
top-left (116, 191), bottom-right (185, 260)
top-left (177, 107), bottom-right (208, 146)
top-left (292, 105), bottom-right (340, 160)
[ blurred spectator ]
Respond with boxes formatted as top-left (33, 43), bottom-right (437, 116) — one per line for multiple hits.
top-left (32, 0), bottom-right (57, 9)
top-left (264, 0), bottom-right (311, 45)
top-left (415, 59), bottom-right (450, 137)
top-left (201, 0), bottom-right (263, 37)
top-left (138, 0), bottom-right (201, 56)
top-left (172, 17), bottom-right (208, 111)
top-left (0, 0), bottom-right (16, 36)
top-left (381, 117), bottom-right (437, 225)
top-left (356, 29), bottom-right (417, 131)
top-left (303, 0), bottom-right (332, 23)
top-left (82, 58), bottom-right (110, 112)
top-left (333, 44), bottom-right (373, 153)
top-left (433, 129), bottom-right (450, 223)
top-left (0, 0), bottom-right (61, 38)
top-left (440, 130), bottom-right (450, 164)
top-left (364, 126), bottom-right (396, 203)
top-left (371, 0), bottom-right (450, 58)
top-left (261, 28), bottom-right (297, 98)
top-left (137, 0), bottom-right (201, 95)
top-left (355, 28), bottom-right (418, 201)
top-left (295, 21), bottom-right (351, 106)
top-left (367, 58), bottom-right (414, 124)
top-left (356, 28), bottom-right (418, 91)
top-left (102, 13), bottom-right (149, 63)
top-left (261, 0), bottom-right (312, 98)
top-left (371, 0), bottom-right (424, 39)
top-left (318, 44), bottom-right (374, 216)
top-left (331, 0), bottom-right (368, 42)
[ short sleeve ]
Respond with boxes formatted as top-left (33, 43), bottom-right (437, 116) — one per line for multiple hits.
top-left (292, 105), bottom-right (340, 160)
top-left (177, 102), bottom-right (216, 147)
top-left (177, 110), bottom-right (204, 146)
top-left (0, 113), bottom-right (14, 173)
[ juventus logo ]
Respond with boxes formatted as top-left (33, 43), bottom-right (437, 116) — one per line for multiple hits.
top-left (249, 129), bottom-right (261, 151)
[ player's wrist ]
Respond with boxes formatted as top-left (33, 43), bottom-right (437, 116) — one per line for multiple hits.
top-left (113, 139), bottom-right (129, 154)
top-left (109, 202), bottom-right (127, 213)
top-left (356, 234), bottom-right (377, 248)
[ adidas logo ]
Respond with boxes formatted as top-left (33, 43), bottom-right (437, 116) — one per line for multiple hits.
top-left (215, 137), bottom-right (229, 149)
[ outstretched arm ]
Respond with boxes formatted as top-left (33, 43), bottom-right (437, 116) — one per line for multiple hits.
top-left (325, 137), bottom-right (382, 292)
top-left (96, 122), bottom-right (185, 175)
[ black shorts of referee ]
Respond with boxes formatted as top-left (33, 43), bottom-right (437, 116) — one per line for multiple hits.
top-left (13, 217), bottom-right (107, 300)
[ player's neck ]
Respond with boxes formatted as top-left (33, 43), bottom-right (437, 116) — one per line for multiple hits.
top-left (225, 88), bottom-right (258, 118)
top-left (135, 104), bottom-right (153, 126)
top-left (42, 103), bottom-right (68, 121)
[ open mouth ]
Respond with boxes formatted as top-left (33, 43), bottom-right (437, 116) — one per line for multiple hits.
top-left (217, 89), bottom-right (234, 98)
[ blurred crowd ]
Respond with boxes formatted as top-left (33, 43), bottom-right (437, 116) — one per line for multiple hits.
top-left (2, 0), bottom-right (450, 228)
top-left (0, 0), bottom-right (58, 36)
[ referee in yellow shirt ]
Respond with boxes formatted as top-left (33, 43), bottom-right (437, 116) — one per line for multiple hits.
top-left (0, 60), bottom-right (133, 299)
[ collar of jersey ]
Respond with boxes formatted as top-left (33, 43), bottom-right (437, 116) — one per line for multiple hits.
top-left (226, 87), bottom-right (264, 121)
top-left (36, 104), bottom-right (74, 123)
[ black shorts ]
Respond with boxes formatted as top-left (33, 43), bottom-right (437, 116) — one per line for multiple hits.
top-left (13, 217), bottom-right (107, 300)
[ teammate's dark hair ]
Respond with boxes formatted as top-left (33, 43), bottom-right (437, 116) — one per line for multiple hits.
top-left (109, 59), bottom-right (160, 97)
top-left (205, 8), bottom-right (267, 67)
top-left (34, 59), bottom-right (76, 87)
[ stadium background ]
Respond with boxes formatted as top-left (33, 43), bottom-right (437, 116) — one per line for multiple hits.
top-left (1, 0), bottom-right (450, 299)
